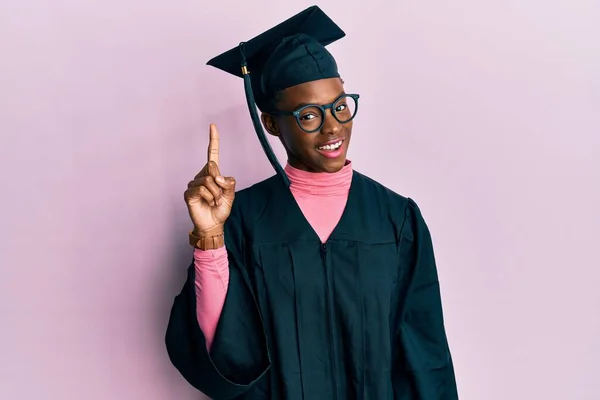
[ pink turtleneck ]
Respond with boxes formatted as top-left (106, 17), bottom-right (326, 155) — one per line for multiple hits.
top-left (193, 161), bottom-right (353, 349)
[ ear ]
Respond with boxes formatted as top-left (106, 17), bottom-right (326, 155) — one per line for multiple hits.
top-left (261, 113), bottom-right (280, 137)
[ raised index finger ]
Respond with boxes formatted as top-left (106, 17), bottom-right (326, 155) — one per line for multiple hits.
top-left (207, 123), bottom-right (219, 166)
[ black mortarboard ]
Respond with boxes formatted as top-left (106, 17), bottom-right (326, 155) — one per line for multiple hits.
top-left (206, 6), bottom-right (346, 186)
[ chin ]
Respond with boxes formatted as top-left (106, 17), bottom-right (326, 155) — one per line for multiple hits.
top-left (317, 157), bottom-right (347, 173)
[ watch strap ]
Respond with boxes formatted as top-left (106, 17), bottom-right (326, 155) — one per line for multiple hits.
top-left (189, 230), bottom-right (225, 250)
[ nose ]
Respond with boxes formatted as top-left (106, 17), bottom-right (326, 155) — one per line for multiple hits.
top-left (320, 109), bottom-right (341, 135)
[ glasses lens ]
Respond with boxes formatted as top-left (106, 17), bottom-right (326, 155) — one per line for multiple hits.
top-left (333, 95), bottom-right (357, 123)
top-left (297, 106), bottom-right (324, 132)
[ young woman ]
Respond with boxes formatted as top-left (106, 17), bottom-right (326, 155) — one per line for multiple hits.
top-left (166, 6), bottom-right (458, 400)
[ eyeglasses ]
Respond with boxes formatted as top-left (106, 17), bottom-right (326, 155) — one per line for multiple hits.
top-left (269, 93), bottom-right (360, 133)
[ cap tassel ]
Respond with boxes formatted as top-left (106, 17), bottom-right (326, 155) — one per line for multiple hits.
top-left (239, 42), bottom-right (290, 187)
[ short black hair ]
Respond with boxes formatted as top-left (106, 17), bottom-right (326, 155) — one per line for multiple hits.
top-left (262, 90), bottom-right (285, 113)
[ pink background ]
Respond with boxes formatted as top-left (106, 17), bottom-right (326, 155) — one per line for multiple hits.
top-left (1, 1), bottom-right (599, 399)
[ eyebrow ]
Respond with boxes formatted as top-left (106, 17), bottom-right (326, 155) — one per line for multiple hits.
top-left (291, 90), bottom-right (346, 110)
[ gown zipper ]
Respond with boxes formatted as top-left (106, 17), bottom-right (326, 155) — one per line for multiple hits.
top-left (321, 243), bottom-right (338, 400)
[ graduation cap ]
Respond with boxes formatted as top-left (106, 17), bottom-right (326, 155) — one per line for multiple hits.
top-left (207, 6), bottom-right (346, 186)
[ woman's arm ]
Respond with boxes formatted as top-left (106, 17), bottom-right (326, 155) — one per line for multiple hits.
top-left (193, 247), bottom-right (229, 351)
top-left (165, 206), bottom-right (270, 400)
top-left (392, 199), bottom-right (459, 399)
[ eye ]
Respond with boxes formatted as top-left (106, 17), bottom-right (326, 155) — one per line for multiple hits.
top-left (299, 113), bottom-right (317, 121)
top-left (335, 103), bottom-right (347, 112)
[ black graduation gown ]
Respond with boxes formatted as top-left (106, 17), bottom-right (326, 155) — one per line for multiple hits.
top-left (165, 171), bottom-right (458, 400)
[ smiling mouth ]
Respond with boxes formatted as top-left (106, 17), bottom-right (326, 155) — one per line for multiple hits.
top-left (317, 140), bottom-right (343, 151)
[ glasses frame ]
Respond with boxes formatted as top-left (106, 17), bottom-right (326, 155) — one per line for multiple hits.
top-left (268, 93), bottom-right (360, 133)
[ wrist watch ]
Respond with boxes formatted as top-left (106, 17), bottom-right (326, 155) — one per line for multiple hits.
top-left (189, 230), bottom-right (225, 250)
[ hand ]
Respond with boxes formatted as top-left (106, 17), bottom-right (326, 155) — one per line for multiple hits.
top-left (184, 124), bottom-right (236, 236)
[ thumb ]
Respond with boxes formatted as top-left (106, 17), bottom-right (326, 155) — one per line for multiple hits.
top-left (207, 161), bottom-right (221, 178)
top-left (216, 176), bottom-right (236, 197)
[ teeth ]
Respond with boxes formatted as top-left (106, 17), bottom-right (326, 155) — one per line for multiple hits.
top-left (318, 140), bottom-right (342, 151)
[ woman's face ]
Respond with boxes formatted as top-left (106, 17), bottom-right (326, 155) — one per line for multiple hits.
top-left (262, 77), bottom-right (352, 173)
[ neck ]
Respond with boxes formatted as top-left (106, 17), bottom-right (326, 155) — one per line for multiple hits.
top-left (284, 160), bottom-right (353, 196)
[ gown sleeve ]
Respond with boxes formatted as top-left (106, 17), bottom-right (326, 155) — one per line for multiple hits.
top-left (392, 199), bottom-right (459, 399)
top-left (165, 204), bottom-right (270, 400)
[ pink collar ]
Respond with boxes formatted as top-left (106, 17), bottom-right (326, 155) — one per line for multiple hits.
top-left (284, 161), bottom-right (353, 196)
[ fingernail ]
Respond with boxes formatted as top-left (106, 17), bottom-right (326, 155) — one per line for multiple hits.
top-left (216, 176), bottom-right (225, 184)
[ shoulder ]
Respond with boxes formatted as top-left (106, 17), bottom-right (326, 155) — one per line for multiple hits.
top-left (353, 170), bottom-right (426, 224)
top-left (237, 174), bottom-right (282, 203)
top-left (223, 175), bottom-right (281, 242)
top-left (228, 175), bottom-right (281, 221)
top-left (235, 175), bottom-right (279, 202)
top-left (353, 170), bottom-right (409, 209)
top-left (354, 170), bottom-right (406, 202)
